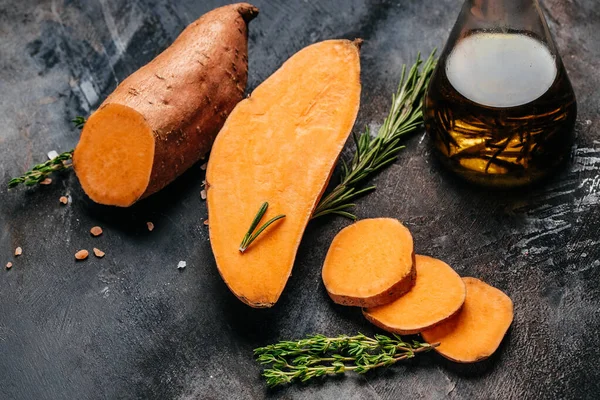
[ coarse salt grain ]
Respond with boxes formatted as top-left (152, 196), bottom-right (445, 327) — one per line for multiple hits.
top-left (59, 196), bottom-right (69, 205)
top-left (15, 247), bottom-right (22, 256)
top-left (6, 262), bottom-right (12, 269)
top-left (177, 261), bottom-right (187, 270)
top-left (93, 248), bottom-right (105, 258)
top-left (40, 178), bottom-right (52, 185)
top-left (75, 250), bottom-right (89, 260)
top-left (90, 226), bottom-right (103, 236)
top-left (147, 222), bottom-right (155, 231)
top-left (200, 189), bottom-right (207, 200)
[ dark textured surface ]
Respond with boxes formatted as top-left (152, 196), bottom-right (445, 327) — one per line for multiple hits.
top-left (1, 0), bottom-right (599, 399)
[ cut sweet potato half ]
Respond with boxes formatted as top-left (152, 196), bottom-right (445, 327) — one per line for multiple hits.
top-left (421, 277), bottom-right (514, 363)
top-left (74, 3), bottom-right (258, 206)
top-left (207, 39), bottom-right (362, 307)
top-left (364, 255), bottom-right (466, 334)
top-left (321, 218), bottom-right (416, 308)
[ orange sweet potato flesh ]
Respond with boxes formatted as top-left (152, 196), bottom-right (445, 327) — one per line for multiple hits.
top-left (364, 255), bottom-right (466, 334)
top-left (421, 277), bottom-right (514, 363)
top-left (207, 40), bottom-right (362, 308)
top-left (73, 3), bottom-right (258, 206)
top-left (322, 218), bottom-right (416, 308)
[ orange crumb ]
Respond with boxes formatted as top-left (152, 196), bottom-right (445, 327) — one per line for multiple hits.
top-left (75, 250), bottom-right (89, 260)
top-left (93, 248), bottom-right (105, 258)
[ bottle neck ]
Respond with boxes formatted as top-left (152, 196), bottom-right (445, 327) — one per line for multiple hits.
top-left (470, 0), bottom-right (540, 22)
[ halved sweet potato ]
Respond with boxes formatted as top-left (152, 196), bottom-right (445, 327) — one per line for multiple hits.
top-left (74, 3), bottom-right (258, 206)
top-left (207, 39), bottom-right (362, 307)
top-left (322, 218), bottom-right (416, 308)
top-left (421, 277), bottom-right (514, 363)
top-left (363, 255), bottom-right (466, 334)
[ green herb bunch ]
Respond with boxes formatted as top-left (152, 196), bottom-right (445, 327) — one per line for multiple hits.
top-left (254, 333), bottom-right (437, 387)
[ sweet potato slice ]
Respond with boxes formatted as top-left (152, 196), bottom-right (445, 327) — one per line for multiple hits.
top-left (207, 39), bottom-right (362, 307)
top-left (321, 218), bottom-right (415, 308)
top-left (421, 277), bottom-right (513, 363)
top-left (363, 255), bottom-right (466, 334)
top-left (73, 3), bottom-right (258, 206)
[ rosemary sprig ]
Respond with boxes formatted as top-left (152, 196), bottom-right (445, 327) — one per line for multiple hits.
top-left (239, 202), bottom-right (285, 253)
top-left (7, 117), bottom-right (86, 188)
top-left (254, 333), bottom-right (438, 387)
top-left (312, 51), bottom-right (437, 220)
top-left (8, 150), bottom-right (74, 188)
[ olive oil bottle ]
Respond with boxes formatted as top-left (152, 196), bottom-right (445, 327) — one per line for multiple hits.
top-left (424, 0), bottom-right (577, 187)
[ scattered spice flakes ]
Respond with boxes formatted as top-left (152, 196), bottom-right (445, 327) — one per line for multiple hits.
top-left (200, 189), bottom-right (207, 200)
top-left (15, 247), bottom-right (22, 256)
top-left (200, 162), bottom-right (207, 170)
top-left (6, 262), bottom-right (12, 270)
top-left (75, 249), bottom-right (89, 260)
top-left (90, 226), bottom-right (103, 237)
top-left (177, 261), bottom-right (187, 270)
top-left (93, 248), bottom-right (105, 258)
top-left (59, 196), bottom-right (69, 205)
top-left (40, 178), bottom-right (52, 185)
top-left (147, 221), bottom-right (155, 232)
top-left (203, 219), bottom-right (209, 226)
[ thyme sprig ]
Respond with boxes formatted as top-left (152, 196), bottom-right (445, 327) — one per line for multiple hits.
top-left (239, 202), bottom-right (285, 253)
top-left (312, 51), bottom-right (437, 220)
top-left (254, 333), bottom-right (437, 387)
top-left (7, 117), bottom-right (86, 188)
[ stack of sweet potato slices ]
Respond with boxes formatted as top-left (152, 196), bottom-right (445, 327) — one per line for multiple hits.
top-left (322, 218), bottom-right (513, 363)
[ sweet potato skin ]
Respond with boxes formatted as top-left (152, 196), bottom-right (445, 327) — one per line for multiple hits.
top-left (74, 3), bottom-right (258, 203)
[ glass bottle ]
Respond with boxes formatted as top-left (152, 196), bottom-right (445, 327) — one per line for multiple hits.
top-left (423, 0), bottom-right (577, 187)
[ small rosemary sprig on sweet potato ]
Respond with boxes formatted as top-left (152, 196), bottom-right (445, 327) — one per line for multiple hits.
top-left (239, 202), bottom-right (286, 253)
top-left (313, 51), bottom-right (437, 220)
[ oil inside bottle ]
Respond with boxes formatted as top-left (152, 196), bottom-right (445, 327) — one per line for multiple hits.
top-left (424, 31), bottom-right (577, 187)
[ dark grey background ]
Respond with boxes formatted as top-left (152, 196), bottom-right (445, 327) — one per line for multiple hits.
top-left (1, 0), bottom-right (599, 399)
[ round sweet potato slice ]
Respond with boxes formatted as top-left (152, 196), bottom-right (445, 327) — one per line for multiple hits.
top-left (364, 255), bottom-right (466, 334)
top-left (322, 218), bottom-right (415, 308)
top-left (421, 277), bottom-right (514, 363)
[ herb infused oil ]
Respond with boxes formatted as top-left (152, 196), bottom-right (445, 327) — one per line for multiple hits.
top-left (424, 31), bottom-right (577, 186)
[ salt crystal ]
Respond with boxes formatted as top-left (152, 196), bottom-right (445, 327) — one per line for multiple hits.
top-left (47, 150), bottom-right (59, 160)
top-left (177, 261), bottom-right (187, 270)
